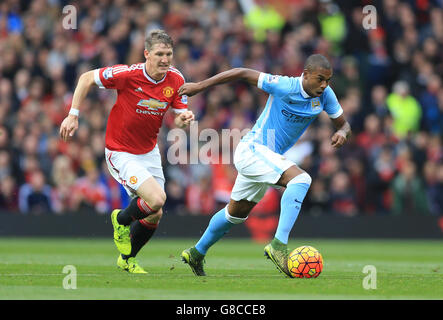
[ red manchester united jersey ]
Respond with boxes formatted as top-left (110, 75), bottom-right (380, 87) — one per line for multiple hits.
top-left (94, 63), bottom-right (188, 154)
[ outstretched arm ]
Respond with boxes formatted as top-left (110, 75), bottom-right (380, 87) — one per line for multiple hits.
top-left (178, 68), bottom-right (260, 97)
top-left (330, 114), bottom-right (352, 148)
top-left (59, 71), bottom-right (95, 141)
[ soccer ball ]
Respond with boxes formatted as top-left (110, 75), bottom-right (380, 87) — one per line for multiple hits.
top-left (288, 246), bottom-right (323, 278)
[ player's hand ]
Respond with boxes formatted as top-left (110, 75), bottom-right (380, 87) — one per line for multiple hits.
top-left (175, 110), bottom-right (195, 128)
top-left (331, 130), bottom-right (347, 148)
top-left (59, 114), bottom-right (79, 142)
top-left (178, 83), bottom-right (202, 97)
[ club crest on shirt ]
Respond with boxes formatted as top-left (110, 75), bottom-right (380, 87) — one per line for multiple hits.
top-left (129, 176), bottom-right (138, 184)
top-left (311, 98), bottom-right (321, 111)
top-left (162, 86), bottom-right (174, 98)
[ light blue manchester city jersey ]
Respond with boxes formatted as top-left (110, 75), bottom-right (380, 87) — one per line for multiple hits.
top-left (242, 73), bottom-right (343, 154)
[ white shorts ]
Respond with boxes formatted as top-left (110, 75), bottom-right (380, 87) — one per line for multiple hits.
top-left (231, 142), bottom-right (295, 203)
top-left (105, 145), bottom-right (165, 198)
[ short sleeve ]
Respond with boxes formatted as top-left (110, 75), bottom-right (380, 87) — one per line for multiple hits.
top-left (257, 72), bottom-right (294, 97)
top-left (323, 86), bottom-right (343, 118)
top-left (170, 70), bottom-right (188, 114)
top-left (171, 94), bottom-right (188, 113)
top-left (94, 65), bottom-right (129, 90)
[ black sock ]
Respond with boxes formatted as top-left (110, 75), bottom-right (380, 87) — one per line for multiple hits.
top-left (122, 219), bottom-right (158, 259)
top-left (117, 197), bottom-right (153, 226)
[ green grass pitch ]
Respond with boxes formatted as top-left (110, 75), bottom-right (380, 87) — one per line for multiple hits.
top-left (0, 237), bottom-right (442, 300)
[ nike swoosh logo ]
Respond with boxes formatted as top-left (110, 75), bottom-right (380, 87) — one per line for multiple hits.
top-left (294, 199), bottom-right (302, 204)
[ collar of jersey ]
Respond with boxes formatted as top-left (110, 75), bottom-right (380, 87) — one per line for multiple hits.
top-left (298, 73), bottom-right (311, 99)
top-left (143, 64), bottom-right (167, 84)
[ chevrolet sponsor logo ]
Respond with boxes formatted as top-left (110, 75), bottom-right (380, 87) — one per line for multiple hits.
top-left (137, 98), bottom-right (168, 110)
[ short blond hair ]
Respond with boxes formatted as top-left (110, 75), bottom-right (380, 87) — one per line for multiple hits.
top-left (145, 29), bottom-right (173, 51)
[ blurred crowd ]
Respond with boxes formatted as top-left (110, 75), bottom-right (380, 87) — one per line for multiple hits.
top-left (0, 0), bottom-right (441, 218)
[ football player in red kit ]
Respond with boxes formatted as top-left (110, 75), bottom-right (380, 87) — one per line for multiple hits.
top-left (60, 30), bottom-right (194, 273)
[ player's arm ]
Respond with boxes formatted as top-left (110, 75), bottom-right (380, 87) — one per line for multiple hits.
top-left (59, 70), bottom-right (95, 141)
top-left (178, 68), bottom-right (260, 97)
top-left (330, 114), bottom-right (351, 148)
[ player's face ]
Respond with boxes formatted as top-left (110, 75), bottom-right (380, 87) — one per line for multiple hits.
top-left (144, 43), bottom-right (173, 79)
top-left (302, 68), bottom-right (332, 97)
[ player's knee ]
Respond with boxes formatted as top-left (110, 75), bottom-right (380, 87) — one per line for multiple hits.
top-left (225, 204), bottom-right (249, 224)
top-left (156, 208), bottom-right (163, 219)
top-left (140, 208), bottom-right (163, 225)
top-left (158, 190), bottom-right (167, 205)
top-left (149, 208), bottom-right (163, 223)
top-left (151, 195), bottom-right (166, 211)
top-left (288, 172), bottom-right (312, 187)
top-left (142, 192), bottom-right (166, 212)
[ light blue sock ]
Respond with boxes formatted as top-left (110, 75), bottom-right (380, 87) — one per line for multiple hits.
top-left (195, 207), bottom-right (234, 255)
top-left (275, 180), bottom-right (311, 244)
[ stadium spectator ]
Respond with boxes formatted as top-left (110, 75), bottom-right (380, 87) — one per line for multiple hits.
top-left (346, 157), bottom-right (367, 213)
top-left (355, 114), bottom-right (388, 159)
top-left (331, 55), bottom-right (362, 100)
top-left (18, 169), bottom-right (53, 215)
top-left (369, 84), bottom-right (390, 119)
top-left (304, 179), bottom-right (330, 216)
top-left (386, 80), bottom-right (422, 138)
top-left (163, 178), bottom-right (187, 215)
top-left (329, 171), bottom-right (358, 217)
top-left (391, 160), bottom-right (429, 215)
top-left (243, 0), bottom-right (285, 42)
top-left (317, 0), bottom-right (346, 56)
top-left (367, 145), bottom-right (396, 214)
top-left (0, 175), bottom-right (18, 212)
top-left (419, 74), bottom-right (443, 134)
top-left (71, 166), bottom-right (109, 214)
top-left (185, 175), bottom-right (215, 215)
top-left (339, 87), bottom-right (364, 133)
top-left (423, 160), bottom-right (443, 216)
top-left (51, 154), bottom-right (76, 214)
top-left (0, 149), bottom-right (11, 181)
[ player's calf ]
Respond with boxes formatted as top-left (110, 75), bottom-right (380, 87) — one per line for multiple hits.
top-left (122, 217), bottom-right (159, 259)
top-left (117, 196), bottom-right (163, 226)
top-left (194, 205), bottom-right (248, 256)
top-left (275, 171), bottom-right (311, 244)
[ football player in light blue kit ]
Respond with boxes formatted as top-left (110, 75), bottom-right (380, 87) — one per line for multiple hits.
top-left (178, 54), bottom-right (351, 277)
